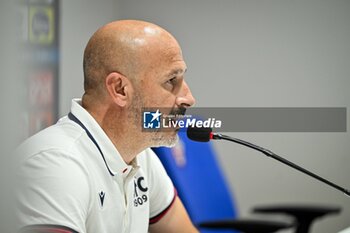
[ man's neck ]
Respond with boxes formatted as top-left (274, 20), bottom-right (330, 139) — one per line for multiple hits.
top-left (88, 111), bottom-right (145, 164)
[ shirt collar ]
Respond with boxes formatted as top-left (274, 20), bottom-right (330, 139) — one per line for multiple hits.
top-left (70, 98), bottom-right (139, 176)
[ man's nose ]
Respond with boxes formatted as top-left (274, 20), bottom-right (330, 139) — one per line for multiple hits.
top-left (175, 81), bottom-right (196, 108)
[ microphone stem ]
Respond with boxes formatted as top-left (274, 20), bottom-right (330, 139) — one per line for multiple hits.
top-left (214, 133), bottom-right (350, 197)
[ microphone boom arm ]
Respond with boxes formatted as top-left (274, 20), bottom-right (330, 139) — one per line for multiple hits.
top-left (212, 133), bottom-right (350, 197)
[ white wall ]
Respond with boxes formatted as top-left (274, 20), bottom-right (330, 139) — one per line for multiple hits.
top-left (0, 1), bottom-right (24, 231)
top-left (60, 1), bottom-right (350, 232)
top-left (60, 0), bottom-right (119, 116)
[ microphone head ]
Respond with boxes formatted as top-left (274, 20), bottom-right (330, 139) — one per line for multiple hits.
top-left (187, 126), bottom-right (212, 142)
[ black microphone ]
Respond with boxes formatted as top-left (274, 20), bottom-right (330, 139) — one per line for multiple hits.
top-left (187, 127), bottom-right (350, 197)
top-left (186, 126), bottom-right (213, 142)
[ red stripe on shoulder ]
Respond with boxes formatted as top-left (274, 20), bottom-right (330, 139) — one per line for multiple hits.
top-left (149, 188), bottom-right (178, 224)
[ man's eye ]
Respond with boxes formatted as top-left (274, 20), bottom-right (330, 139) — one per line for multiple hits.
top-left (166, 77), bottom-right (177, 85)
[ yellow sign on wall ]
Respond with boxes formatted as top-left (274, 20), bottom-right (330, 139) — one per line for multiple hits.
top-left (29, 6), bottom-right (54, 44)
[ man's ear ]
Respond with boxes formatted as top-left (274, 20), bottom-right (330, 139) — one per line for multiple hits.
top-left (105, 72), bottom-right (131, 107)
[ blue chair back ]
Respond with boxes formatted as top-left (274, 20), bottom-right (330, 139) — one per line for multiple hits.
top-left (153, 131), bottom-right (238, 233)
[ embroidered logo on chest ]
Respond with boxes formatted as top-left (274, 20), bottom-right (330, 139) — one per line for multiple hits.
top-left (133, 176), bottom-right (148, 207)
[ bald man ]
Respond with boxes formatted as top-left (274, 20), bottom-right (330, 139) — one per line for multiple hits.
top-left (15, 20), bottom-right (198, 233)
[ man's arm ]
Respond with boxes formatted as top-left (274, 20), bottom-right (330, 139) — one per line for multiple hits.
top-left (15, 150), bottom-right (89, 233)
top-left (149, 196), bottom-right (199, 233)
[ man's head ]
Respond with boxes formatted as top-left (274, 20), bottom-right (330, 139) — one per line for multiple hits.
top-left (82, 20), bottom-right (195, 149)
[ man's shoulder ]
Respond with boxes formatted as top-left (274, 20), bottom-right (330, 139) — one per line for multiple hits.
top-left (16, 116), bottom-right (85, 160)
top-left (137, 148), bottom-right (165, 172)
top-left (138, 148), bottom-right (157, 162)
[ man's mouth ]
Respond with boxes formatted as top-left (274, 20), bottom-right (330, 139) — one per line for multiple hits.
top-left (169, 106), bottom-right (187, 117)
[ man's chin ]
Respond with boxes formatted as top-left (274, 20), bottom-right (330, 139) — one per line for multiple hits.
top-left (150, 134), bottom-right (179, 148)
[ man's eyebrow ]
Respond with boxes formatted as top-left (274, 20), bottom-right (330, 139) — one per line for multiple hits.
top-left (167, 68), bottom-right (187, 77)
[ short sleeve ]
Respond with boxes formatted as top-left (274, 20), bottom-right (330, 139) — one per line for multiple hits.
top-left (145, 149), bottom-right (176, 223)
top-left (15, 150), bottom-right (91, 233)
